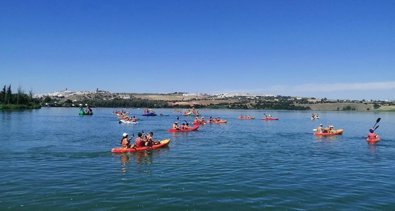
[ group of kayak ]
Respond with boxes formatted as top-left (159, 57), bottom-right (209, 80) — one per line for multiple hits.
top-left (208, 117), bottom-right (228, 124)
top-left (111, 109), bottom-right (383, 153)
top-left (190, 116), bottom-right (229, 125)
top-left (114, 110), bottom-right (139, 124)
top-left (169, 116), bottom-right (228, 132)
top-left (313, 117), bottom-right (382, 144)
top-left (238, 114), bottom-right (279, 120)
top-left (112, 113), bottom-right (231, 152)
top-left (238, 115), bottom-right (255, 120)
top-left (115, 108), bottom-right (163, 123)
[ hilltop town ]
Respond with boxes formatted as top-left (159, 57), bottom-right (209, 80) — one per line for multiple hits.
top-left (35, 89), bottom-right (395, 112)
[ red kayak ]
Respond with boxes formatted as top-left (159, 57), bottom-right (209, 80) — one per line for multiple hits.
top-left (193, 121), bottom-right (206, 126)
top-left (238, 116), bottom-right (255, 120)
top-left (209, 120), bottom-right (227, 124)
top-left (367, 135), bottom-right (380, 144)
top-left (262, 117), bottom-right (279, 121)
top-left (111, 139), bottom-right (170, 153)
top-left (314, 129), bottom-right (344, 136)
top-left (168, 125), bottom-right (199, 132)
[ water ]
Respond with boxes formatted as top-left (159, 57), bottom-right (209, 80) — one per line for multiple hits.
top-left (1, 108), bottom-right (395, 210)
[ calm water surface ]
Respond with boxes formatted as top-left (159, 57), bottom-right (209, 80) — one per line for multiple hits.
top-left (1, 108), bottom-right (394, 210)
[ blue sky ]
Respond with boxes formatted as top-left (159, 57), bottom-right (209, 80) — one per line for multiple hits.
top-left (1, 0), bottom-right (394, 100)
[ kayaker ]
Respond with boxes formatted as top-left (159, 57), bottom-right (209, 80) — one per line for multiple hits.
top-left (120, 133), bottom-right (131, 148)
top-left (328, 125), bottom-right (335, 133)
top-left (181, 123), bottom-right (186, 129)
top-left (84, 105), bottom-right (92, 114)
top-left (185, 122), bottom-right (190, 129)
top-left (131, 132), bottom-right (144, 148)
top-left (316, 124), bottom-right (324, 133)
top-left (193, 117), bottom-right (199, 125)
top-left (172, 122), bottom-right (179, 130)
top-left (367, 129), bottom-right (378, 139)
top-left (131, 116), bottom-right (137, 122)
top-left (146, 132), bottom-right (160, 146)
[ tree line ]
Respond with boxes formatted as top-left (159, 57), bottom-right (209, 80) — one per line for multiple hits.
top-left (0, 84), bottom-right (40, 109)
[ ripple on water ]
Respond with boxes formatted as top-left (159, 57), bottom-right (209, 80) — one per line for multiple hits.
top-left (1, 109), bottom-right (395, 209)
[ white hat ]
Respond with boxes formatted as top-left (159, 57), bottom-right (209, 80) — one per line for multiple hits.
top-left (123, 133), bottom-right (128, 137)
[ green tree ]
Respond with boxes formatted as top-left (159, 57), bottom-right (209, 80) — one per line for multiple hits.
top-left (6, 85), bottom-right (12, 104)
top-left (44, 96), bottom-right (52, 103)
top-left (17, 86), bottom-right (23, 104)
top-left (2, 85), bottom-right (7, 104)
top-left (0, 85), bottom-right (5, 103)
top-left (29, 90), bottom-right (33, 102)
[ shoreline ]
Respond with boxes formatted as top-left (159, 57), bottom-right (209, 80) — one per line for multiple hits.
top-left (33, 91), bottom-right (395, 112)
top-left (39, 105), bottom-right (395, 112)
top-left (0, 104), bottom-right (41, 110)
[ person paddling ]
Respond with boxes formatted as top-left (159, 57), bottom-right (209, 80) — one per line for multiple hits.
top-left (316, 124), bottom-right (323, 133)
top-left (87, 105), bottom-right (92, 114)
top-left (367, 129), bottom-right (378, 139)
top-left (193, 117), bottom-right (199, 125)
top-left (120, 133), bottom-right (131, 148)
top-left (131, 132), bottom-right (145, 148)
top-left (146, 132), bottom-right (160, 146)
top-left (172, 122), bottom-right (180, 130)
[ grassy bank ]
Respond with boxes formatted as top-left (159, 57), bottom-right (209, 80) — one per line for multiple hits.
top-left (0, 104), bottom-right (41, 110)
top-left (376, 105), bottom-right (395, 112)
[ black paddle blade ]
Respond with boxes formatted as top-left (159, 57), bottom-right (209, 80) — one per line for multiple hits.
top-left (372, 118), bottom-right (381, 129)
top-left (374, 125), bottom-right (379, 131)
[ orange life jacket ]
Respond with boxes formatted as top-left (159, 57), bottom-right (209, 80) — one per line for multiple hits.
top-left (368, 132), bottom-right (377, 139)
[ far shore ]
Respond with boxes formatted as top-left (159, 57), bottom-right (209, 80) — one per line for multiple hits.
top-left (0, 104), bottom-right (41, 110)
top-left (33, 91), bottom-right (395, 112)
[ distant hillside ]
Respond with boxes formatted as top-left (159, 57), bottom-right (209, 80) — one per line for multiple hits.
top-left (297, 103), bottom-right (375, 111)
top-left (36, 90), bottom-right (394, 111)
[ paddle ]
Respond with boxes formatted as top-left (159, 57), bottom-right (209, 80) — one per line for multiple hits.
top-left (373, 125), bottom-right (379, 132)
top-left (372, 118), bottom-right (381, 130)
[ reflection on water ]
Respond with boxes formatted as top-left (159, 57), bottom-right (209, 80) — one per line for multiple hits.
top-left (368, 143), bottom-right (378, 154)
top-left (134, 151), bottom-right (153, 165)
top-left (314, 135), bottom-right (339, 141)
top-left (115, 148), bottom-right (171, 174)
top-left (115, 152), bottom-right (153, 173)
top-left (120, 154), bottom-right (130, 174)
